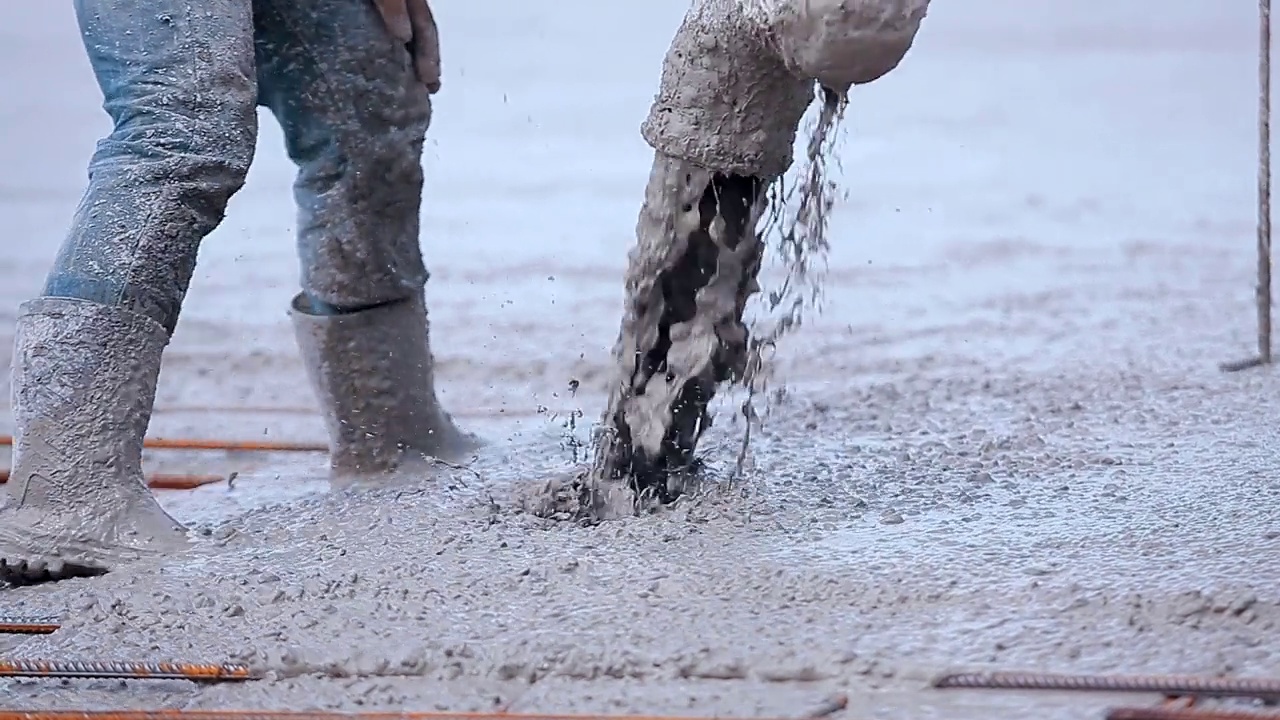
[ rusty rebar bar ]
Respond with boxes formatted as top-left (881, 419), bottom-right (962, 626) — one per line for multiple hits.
top-left (0, 436), bottom-right (327, 453)
top-left (0, 617), bottom-right (59, 635)
top-left (1108, 707), bottom-right (1280, 720)
top-left (0, 470), bottom-right (226, 491)
top-left (0, 707), bottom-right (803, 712)
top-left (0, 660), bottom-right (254, 682)
top-left (932, 672), bottom-right (1280, 701)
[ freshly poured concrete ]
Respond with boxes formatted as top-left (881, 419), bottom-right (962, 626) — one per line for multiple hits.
top-left (1, 1), bottom-right (1277, 717)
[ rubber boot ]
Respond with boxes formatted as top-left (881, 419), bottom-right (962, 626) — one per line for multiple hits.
top-left (289, 292), bottom-right (479, 483)
top-left (0, 298), bottom-right (188, 585)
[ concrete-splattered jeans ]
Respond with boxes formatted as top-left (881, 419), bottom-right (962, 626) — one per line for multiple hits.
top-left (45, 0), bottom-right (433, 334)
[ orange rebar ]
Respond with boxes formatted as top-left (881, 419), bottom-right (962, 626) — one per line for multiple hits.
top-left (0, 707), bottom-right (798, 712)
top-left (0, 697), bottom-right (852, 720)
top-left (0, 470), bottom-right (225, 491)
top-left (0, 436), bottom-right (327, 453)
top-left (0, 617), bottom-right (59, 635)
top-left (933, 671), bottom-right (1280, 701)
top-left (0, 660), bottom-right (254, 682)
top-left (1108, 707), bottom-right (1280, 720)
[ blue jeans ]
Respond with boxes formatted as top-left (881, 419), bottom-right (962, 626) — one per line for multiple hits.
top-left (45, 0), bottom-right (434, 333)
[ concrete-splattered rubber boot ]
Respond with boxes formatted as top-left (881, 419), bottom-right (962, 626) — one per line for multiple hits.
top-left (290, 293), bottom-right (479, 484)
top-left (0, 298), bottom-right (189, 585)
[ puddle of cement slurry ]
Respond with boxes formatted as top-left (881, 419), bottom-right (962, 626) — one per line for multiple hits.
top-left (2, 0), bottom-right (1280, 718)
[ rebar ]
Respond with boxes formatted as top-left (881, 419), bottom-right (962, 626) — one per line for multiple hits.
top-left (142, 474), bottom-right (227, 490)
top-left (0, 436), bottom-right (326, 453)
top-left (0, 617), bottom-right (59, 635)
top-left (932, 672), bottom-right (1280, 701)
top-left (1258, 0), bottom-right (1273, 364)
top-left (0, 707), bottom-right (819, 712)
top-left (1225, 0), bottom-right (1274, 372)
top-left (0, 470), bottom-right (225, 491)
top-left (1108, 707), bottom-right (1280, 720)
top-left (0, 660), bottom-right (254, 682)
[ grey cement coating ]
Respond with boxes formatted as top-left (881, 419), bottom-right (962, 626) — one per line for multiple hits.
top-left (588, 152), bottom-right (772, 505)
top-left (589, 93), bottom-right (844, 504)
top-left (2, 0), bottom-right (1279, 717)
top-left (596, 0), bottom-right (884, 500)
top-left (1, 298), bottom-right (190, 580)
top-left (289, 291), bottom-right (481, 477)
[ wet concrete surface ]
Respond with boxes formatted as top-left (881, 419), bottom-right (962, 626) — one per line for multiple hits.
top-left (2, 0), bottom-right (1279, 717)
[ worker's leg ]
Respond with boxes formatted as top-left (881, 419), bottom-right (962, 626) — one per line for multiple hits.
top-left (253, 0), bottom-right (477, 483)
top-left (0, 0), bottom-right (259, 584)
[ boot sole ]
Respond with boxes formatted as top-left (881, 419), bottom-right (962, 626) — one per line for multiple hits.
top-left (0, 557), bottom-right (108, 586)
top-left (0, 520), bottom-right (189, 587)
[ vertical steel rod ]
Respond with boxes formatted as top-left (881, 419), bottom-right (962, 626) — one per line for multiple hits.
top-left (1258, 0), bottom-right (1273, 362)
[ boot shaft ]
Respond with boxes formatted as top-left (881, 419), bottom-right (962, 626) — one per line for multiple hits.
top-left (7, 297), bottom-right (168, 508)
top-left (289, 293), bottom-right (476, 480)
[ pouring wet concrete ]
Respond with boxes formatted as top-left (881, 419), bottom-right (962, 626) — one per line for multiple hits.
top-left (1, 0), bottom-right (1277, 717)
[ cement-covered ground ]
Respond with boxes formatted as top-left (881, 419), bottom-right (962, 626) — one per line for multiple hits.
top-left (1, 1), bottom-right (1278, 717)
